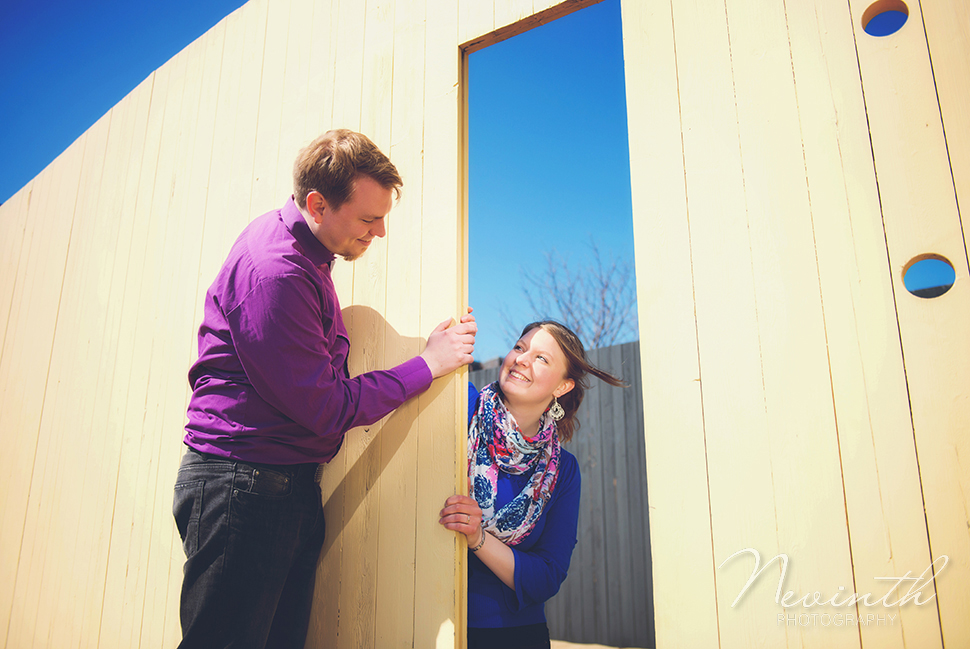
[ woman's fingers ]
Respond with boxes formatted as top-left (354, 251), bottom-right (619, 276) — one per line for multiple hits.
top-left (438, 494), bottom-right (483, 534)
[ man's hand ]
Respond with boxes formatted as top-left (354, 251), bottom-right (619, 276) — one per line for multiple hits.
top-left (420, 308), bottom-right (477, 379)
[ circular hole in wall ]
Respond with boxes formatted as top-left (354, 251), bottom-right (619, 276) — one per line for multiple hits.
top-left (903, 254), bottom-right (956, 298)
top-left (863, 0), bottom-right (909, 36)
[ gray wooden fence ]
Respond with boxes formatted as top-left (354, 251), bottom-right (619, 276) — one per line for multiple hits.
top-left (470, 340), bottom-right (655, 648)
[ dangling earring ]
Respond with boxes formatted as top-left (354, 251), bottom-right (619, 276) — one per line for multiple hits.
top-left (549, 396), bottom-right (565, 421)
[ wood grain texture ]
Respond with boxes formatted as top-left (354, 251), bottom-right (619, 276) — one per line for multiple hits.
top-left (619, 2), bottom-right (717, 647)
top-left (2, 0), bottom-right (969, 647)
top-left (788, 1), bottom-right (940, 646)
top-left (851, 0), bottom-right (970, 645)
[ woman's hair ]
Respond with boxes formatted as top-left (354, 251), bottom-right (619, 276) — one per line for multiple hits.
top-left (293, 129), bottom-right (403, 211)
top-left (518, 320), bottom-right (627, 443)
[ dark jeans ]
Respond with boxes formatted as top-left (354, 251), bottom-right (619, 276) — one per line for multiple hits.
top-left (468, 623), bottom-right (551, 649)
top-left (173, 448), bottom-right (326, 649)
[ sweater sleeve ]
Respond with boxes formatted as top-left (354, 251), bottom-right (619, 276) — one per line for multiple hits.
top-left (228, 273), bottom-right (432, 437)
top-left (504, 453), bottom-right (581, 611)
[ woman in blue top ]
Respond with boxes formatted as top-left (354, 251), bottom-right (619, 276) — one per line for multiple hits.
top-left (440, 320), bottom-right (625, 649)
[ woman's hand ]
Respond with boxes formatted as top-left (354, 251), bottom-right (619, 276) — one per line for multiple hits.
top-left (439, 494), bottom-right (484, 546)
top-left (440, 494), bottom-right (516, 589)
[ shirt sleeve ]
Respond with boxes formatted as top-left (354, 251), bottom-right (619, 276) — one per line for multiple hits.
top-left (505, 454), bottom-right (582, 611)
top-left (226, 272), bottom-right (433, 438)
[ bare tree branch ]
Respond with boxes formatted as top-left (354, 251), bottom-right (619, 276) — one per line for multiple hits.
top-left (499, 238), bottom-right (638, 352)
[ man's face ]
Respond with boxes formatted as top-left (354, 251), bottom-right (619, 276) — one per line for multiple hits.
top-left (314, 175), bottom-right (393, 261)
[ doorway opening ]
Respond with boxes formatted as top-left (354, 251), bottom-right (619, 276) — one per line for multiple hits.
top-left (462, 2), bottom-right (655, 647)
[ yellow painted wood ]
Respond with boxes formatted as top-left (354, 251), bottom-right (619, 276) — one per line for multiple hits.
top-left (249, 0), bottom-right (292, 217)
top-left (304, 0), bottom-right (337, 140)
top-left (0, 188), bottom-right (29, 354)
top-left (417, 2), bottom-right (462, 648)
top-left (494, 0), bottom-right (535, 32)
top-left (371, 2), bottom-right (431, 646)
top-left (459, 0), bottom-right (494, 45)
top-left (275, 0), bottom-right (316, 202)
top-left (224, 0), bottom-right (270, 241)
top-left (619, 2), bottom-right (717, 648)
top-left (662, 0), bottom-right (788, 646)
top-left (4, 1), bottom-right (970, 647)
top-left (126, 36), bottom-right (205, 647)
top-left (96, 59), bottom-right (172, 646)
top-left (0, 186), bottom-right (31, 641)
top-left (100, 47), bottom-right (189, 647)
top-left (723, 1), bottom-right (859, 647)
top-left (851, 1), bottom-right (970, 645)
top-left (921, 0), bottom-right (970, 252)
top-left (332, 3), bottom-right (397, 647)
top-left (76, 74), bottom-right (156, 646)
top-left (788, 1), bottom-right (941, 646)
top-left (147, 24), bottom-right (228, 647)
top-left (0, 133), bottom-right (85, 647)
top-left (37, 109), bottom-right (113, 649)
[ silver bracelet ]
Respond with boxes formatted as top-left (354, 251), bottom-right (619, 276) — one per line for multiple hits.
top-left (469, 530), bottom-right (486, 552)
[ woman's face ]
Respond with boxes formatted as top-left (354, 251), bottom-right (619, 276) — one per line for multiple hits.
top-left (499, 327), bottom-right (574, 410)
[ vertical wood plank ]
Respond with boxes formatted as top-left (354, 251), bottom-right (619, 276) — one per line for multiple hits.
top-left (459, 0), bottom-right (494, 46)
top-left (303, 0), bottom-right (337, 141)
top-left (921, 0), bottom-right (970, 249)
top-left (223, 0), bottom-right (270, 242)
top-left (338, 0), bottom-right (396, 645)
top-left (619, 1), bottom-right (716, 647)
top-left (100, 46), bottom-right (189, 647)
top-left (33, 109), bottom-right (112, 649)
top-left (0, 188), bottom-right (30, 354)
top-left (786, 1), bottom-right (940, 647)
top-left (76, 74), bottom-right (156, 647)
top-left (249, 0), bottom-right (292, 216)
top-left (851, 0), bottom-right (970, 644)
top-left (493, 0), bottom-right (534, 32)
top-left (418, 1), bottom-right (463, 646)
top-left (0, 134), bottom-right (85, 648)
top-left (374, 0), bottom-right (428, 644)
top-left (722, 1), bottom-right (858, 647)
top-left (96, 57), bottom-right (172, 644)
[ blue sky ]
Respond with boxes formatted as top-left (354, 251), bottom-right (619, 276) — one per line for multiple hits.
top-left (0, 0), bottom-right (636, 362)
top-left (0, 0), bottom-right (248, 205)
top-left (468, 0), bottom-right (635, 360)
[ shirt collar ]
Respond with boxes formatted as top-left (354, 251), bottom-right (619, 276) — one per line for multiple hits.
top-left (281, 196), bottom-right (336, 267)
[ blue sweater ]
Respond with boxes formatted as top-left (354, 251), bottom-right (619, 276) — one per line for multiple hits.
top-left (466, 383), bottom-right (581, 628)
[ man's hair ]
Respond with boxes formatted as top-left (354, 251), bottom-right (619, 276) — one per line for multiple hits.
top-left (293, 129), bottom-right (403, 210)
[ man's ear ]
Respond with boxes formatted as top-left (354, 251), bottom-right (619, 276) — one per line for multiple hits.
top-left (306, 191), bottom-right (328, 223)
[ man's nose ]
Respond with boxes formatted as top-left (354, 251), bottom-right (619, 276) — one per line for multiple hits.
top-left (372, 219), bottom-right (386, 238)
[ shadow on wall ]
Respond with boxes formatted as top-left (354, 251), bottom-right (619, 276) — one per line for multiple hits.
top-left (303, 304), bottom-right (455, 647)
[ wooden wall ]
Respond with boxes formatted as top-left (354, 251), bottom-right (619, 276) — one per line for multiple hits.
top-left (623, 0), bottom-right (969, 648)
top-left (2, 0), bottom-right (969, 648)
top-left (0, 1), bottom-right (600, 647)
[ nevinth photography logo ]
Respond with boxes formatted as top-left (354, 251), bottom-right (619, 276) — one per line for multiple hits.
top-left (719, 548), bottom-right (949, 629)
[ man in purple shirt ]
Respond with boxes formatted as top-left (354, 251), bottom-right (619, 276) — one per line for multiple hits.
top-left (173, 129), bottom-right (476, 649)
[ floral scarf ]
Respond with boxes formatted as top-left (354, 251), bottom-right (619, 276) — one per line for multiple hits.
top-left (468, 382), bottom-right (562, 546)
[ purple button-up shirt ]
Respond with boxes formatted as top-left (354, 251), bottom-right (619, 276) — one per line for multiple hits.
top-left (184, 197), bottom-right (432, 464)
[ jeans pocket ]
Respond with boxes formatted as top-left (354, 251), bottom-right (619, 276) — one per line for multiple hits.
top-left (247, 467), bottom-right (292, 497)
top-left (173, 479), bottom-right (205, 556)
